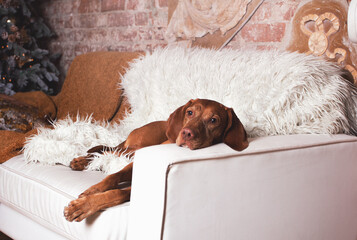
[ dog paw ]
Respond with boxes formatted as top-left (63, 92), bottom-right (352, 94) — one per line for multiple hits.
top-left (64, 197), bottom-right (96, 222)
top-left (70, 155), bottom-right (91, 171)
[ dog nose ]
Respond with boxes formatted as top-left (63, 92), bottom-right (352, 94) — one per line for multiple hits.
top-left (181, 128), bottom-right (194, 140)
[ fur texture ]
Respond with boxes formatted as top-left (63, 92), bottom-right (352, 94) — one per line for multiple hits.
top-left (23, 47), bottom-right (357, 174)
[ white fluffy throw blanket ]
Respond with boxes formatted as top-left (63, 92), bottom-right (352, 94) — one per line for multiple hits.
top-left (24, 47), bottom-right (357, 174)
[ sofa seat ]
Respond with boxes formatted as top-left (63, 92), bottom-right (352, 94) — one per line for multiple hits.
top-left (0, 154), bottom-right (130, 240)
top-left (1, 134), bottom-right (357, 240)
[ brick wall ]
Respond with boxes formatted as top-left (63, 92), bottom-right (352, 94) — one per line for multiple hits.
top-left (41, 0), bottom-right (169, 77)
top-left (40, 0), bottom-right (353, 80)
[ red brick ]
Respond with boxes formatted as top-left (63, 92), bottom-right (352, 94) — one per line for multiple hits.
top-left (74, 14), bottom-right (99, 28)
top-left (74, 29), bottom-right (85, 42)
top-left (56, 30), bottom-right (75, 42)
top-left (101, 0), bottom-right (125, 12)
top-left (60, 1), bottom-right (76, 15)
top-left (107, 12), bottom-right (135, 27)
top-left (135, 12), bottom-right (149, 26)
top-left (283, 5), bottom-right (298, 21)
top-left (64, 15), bottom-right (74, 28)
top-left (123, 30), bottom-right (139, 41)
top-left (137, 27), bottom-right (153, 41)
top-left (78, 0), bottom-right (100, 13)
top-left (241, 23), bottom-right (286, 42)
top-left (108, 44), bottom-right (134, 52)
top-left (126, 0), bottom-right (139, 10)
top-left (152, 27), bottom-right (165, 40)
top-left (150, 9), bottom-right (168, 27)
top-left (74, 43), bottom-right (91, 55)
top-left (251, 2), bottom-right (298, 23)
top-left (127, 0), bottom-right (153, 10)
top-left (250, 2), bottom-right (272, 22)
top-left (74, 43), bottom-right (108, 55)
top-left (84, 29), bottom-right (108, 43)
top-left (111, 29), bottom-right (139, 42)
top-left (96, 15), bottom-right (108, 27)
top-left (92, 44), bottom-right (110, 52)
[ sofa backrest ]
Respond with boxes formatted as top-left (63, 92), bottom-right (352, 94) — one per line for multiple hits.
top-left (52, 51), bottom-right (142, 121)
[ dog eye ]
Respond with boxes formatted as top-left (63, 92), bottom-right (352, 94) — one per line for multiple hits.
top-left (210, 118), bottom-right (217, 123)
top-left (187, 110), bottom-right (193, 116)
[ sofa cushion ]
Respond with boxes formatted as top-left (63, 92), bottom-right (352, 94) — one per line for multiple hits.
top-left (52, 51), bottom-right (142, 121)
top-left (0, 154), bottom-right (130, 240)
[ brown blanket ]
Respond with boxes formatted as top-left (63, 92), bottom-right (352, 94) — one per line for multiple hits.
top-left (0, 91), bottom-right (54, 163)
top-left (0, 129), bottom-right (37, 164)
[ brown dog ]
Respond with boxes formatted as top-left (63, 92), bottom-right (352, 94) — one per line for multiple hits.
top-left (64, 99), bottom-right (248, 222)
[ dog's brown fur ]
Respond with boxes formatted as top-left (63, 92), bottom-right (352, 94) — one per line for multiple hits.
top-left (64, 99), bottom-right (248, 222)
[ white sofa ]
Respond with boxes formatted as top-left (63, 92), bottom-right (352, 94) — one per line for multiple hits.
top-left (1, 48), bottom-right (357, 240)
top-left (1, 134), bottom-right (357, 239)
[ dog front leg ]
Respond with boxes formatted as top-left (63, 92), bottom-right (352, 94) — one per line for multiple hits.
top-left (64, 187), bottom-right (131, 222)
top-left (78, 162), bottom-right (133, 198)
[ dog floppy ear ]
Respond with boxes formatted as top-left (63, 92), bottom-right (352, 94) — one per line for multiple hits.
top-left (166, 99), bottom-right (193, 143)
top-left (224, 108), bottom-right (248, 151)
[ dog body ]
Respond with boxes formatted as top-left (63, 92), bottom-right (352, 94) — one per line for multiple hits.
top-left (64, 99), bottom-right (248, 222)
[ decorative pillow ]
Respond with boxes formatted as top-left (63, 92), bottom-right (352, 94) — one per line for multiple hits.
top-left (0, 94), bottom-right (49, 133)
top-left (24, 47), bottom-right (357, 174)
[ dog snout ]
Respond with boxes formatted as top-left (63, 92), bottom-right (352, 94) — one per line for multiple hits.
top-left (181, 128), bottom-right (194, 141)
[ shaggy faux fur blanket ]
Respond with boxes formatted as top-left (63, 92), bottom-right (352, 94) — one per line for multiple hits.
top-left (24, 48), bottom-right (357, 174)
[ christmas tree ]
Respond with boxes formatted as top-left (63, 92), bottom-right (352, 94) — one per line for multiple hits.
top-left (0, 0), bottom-right (60, 95)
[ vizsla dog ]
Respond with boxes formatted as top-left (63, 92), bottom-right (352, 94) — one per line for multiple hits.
top-left (64, 99), bottom-right (248, 222)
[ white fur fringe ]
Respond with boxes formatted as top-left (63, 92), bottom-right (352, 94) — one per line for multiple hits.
top-left (23, 116), bottom-right (131, 174)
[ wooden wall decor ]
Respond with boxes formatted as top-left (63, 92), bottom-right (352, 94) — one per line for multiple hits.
top-left (167, 0), bottom-right (264, 50)
top-left (288, 0), bottom-right (357, 85)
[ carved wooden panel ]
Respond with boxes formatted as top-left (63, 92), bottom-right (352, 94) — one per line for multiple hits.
top-left (288, 0), bottom-right (357, 85)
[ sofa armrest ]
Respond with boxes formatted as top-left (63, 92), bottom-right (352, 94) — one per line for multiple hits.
top-left (128, 143), bottom-right (238, 240)
top-left (128, 135), bottom-right (357, 240)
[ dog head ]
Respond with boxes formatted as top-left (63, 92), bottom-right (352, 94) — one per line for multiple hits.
top-left (166, 99), bottom-right (248, 151)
